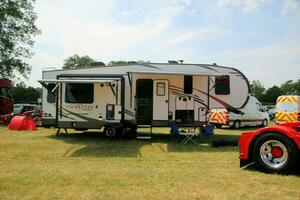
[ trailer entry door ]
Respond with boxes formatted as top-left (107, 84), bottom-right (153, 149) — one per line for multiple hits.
top-left (136, 79), bottom-right (153, 125)
top-left (153, 80), bottom-right (169, 121)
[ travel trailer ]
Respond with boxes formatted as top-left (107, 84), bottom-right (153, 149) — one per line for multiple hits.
top-left (39, 62), bottom-right (251, 138)
top-left (209, 96), bottom-right (269, 128)
top-left (275, 95), bottom-right (300, 123)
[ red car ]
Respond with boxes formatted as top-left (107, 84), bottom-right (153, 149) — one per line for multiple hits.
top-left (239, 122), bottom-right (300, 173)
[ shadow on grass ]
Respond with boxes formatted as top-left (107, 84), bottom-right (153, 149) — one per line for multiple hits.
top-left (241, 163), bottom-right (300, 176)
top-left (47, 129), bottom-right (242, 158)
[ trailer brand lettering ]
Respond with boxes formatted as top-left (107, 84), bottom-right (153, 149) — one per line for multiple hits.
top-left (66, 105), bottom-right (94, 111)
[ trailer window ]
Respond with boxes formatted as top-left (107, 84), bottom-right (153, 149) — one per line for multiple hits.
top-left (157, 82), bottom-right (165, 96)
top-left (65, 83), bottom-right (94, 103)
top-left (184, 75), bottom-right (193, 94)
top-left (47, 83), bottom-right (56, 103)
top-left (215, 76), bottom-right (230, 95)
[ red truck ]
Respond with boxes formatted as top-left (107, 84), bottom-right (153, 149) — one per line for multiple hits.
top-left (0, 78), bottom-right (13, 122)
top-left (239, 122), bottom-right (300, 173)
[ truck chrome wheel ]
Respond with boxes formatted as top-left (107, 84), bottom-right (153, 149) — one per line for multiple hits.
top-left (259, 140), bottom-right (288, 169)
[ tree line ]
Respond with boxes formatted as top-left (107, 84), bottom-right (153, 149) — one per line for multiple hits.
top-left (251, 79), bottom-right (300, 104)
top-left (62, 54), bottom-right (150, 69)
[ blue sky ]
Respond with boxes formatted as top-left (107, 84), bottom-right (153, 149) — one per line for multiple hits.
top-left (25, 0), bottom-right (300, 88)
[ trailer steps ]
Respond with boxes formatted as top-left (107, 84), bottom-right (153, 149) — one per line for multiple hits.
top-left (136, 124), bottom-right (152, 140)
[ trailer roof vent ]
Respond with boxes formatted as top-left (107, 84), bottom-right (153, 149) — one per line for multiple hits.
top-left (168, 60), bottom-right (178, 64)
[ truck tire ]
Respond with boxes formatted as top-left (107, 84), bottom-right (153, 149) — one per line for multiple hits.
top-left (232, 120), bottom-right (241, 129)
top-left (261, 119), bottom-right (268, 127)
top-left (252, 132), bottom-right (298, 174)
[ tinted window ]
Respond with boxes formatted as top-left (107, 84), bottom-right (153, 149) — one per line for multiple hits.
top-left (0, 88), bottom-right (12, 97)
top-left (47, 83), bottom-right (56, 103)
top-left (215, 76), bottom-right (230, 95)
top-left (276, 102), bottom-right (297, 113)
top-left (184, 76), bottom-right (193, 94)
top-left (65, 83), bottom-right (94, 103)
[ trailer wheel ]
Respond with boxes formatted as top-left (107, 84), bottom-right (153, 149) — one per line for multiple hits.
top-left (261, 119), bottom-right (268, 127)
top-left (104, 126), bottom-right (117, 138)
top-left (252, 132), bottom-right (298, 173)
top-left (122, 126), bottom-right (136, 139)
top-left (233, 120), bottom-right (241, 129)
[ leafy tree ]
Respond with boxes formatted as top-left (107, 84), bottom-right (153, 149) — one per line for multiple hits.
top-left (295, 79), bottom-right (300, 95)
top-left (108, 60), bottom-right (150, 65)
top-left (0, 0), bottom-right (39, 78)
top-left (63, 54), bottom-right (99, 69)
top-left (280, 80), bottom-right (300, 95)
top-left (108, 60), bottom-right (128, 66)
top-left (262, 86), bottom-right (283, 103)
top-left (12, 81), bottom-right (41, 102)
top-left (251, 80), bottom-right (265, 101)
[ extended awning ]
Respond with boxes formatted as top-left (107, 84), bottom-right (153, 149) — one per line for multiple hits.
top-left (127, 70), bottom-right (223, 76)
top-left (38, 78), bottom-right (120, 94)
top-left (39, 78), bottom-right (120, 84)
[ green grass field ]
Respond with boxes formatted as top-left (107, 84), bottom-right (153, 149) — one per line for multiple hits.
top-left (0, 125), bottom-right (299, 200)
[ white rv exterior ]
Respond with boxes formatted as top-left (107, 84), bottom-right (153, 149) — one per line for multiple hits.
top-left (209, 96), bottom-right (269, 128)
top-left (39, 63), bottom-right (251, 137)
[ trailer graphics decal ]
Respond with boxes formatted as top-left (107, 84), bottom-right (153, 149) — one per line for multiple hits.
top-left (169, 85), bottom-right (243, 114)
top-left (60, 107), bottom-right (102, 123)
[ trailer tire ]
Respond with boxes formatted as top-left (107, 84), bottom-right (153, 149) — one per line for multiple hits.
top-left (122, 126), bottom-right (136, 139)
top-left (252, 132), bottom-right (298, 174)
top-left (104, 126), bottom-right (117, 138)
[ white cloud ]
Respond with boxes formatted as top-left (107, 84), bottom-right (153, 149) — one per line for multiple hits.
top-left (282, 0), bottom-right (300, 14)
top-left (210, 41), bottom-right (300, 87)
top-left (32, 0), bottom-right (192, 61)
top-left (159, 28), bottom-right (231, 50)
top-left (25, 0), bottom-right (191, 86)
top-left (217, 0), bottom-right (274, 13)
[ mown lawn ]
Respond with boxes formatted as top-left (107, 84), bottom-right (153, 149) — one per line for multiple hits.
top-left (0, 125), bottom-right (299, 200)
